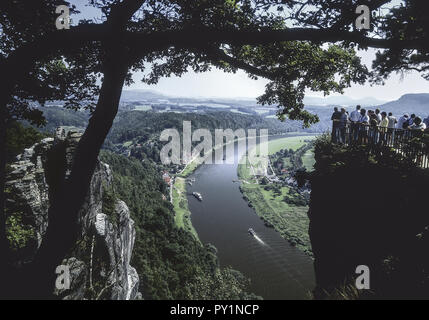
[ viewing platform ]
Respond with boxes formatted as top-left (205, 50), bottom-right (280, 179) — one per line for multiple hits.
top-left (331, 122), bottom-right (429, 168)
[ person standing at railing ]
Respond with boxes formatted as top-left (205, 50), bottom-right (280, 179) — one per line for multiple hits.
top-left (379, 112), bottom-right (389, 145)
top-left (387, 112), bottom-right (398, 145)
top-left (409, 117), bottom-right (426, 165)
top-left (397, 114), bottom-right (409, 130)
top-left (358, 109), bottom-right (369, 144)
top-left (331, 107), bottom-right (341, 143)
top-left (349, 105), bottom-right (361, 142)
top-left (409, 114), bottom-right (416, 126)
top-left (388, 112), bottom-right (397, 129)
top-left (369, 111), bottom-right (379, 144)
top-left (339, 108), bottom-right (349, 144)
top-left (375, 109), bottom-right (382, 124)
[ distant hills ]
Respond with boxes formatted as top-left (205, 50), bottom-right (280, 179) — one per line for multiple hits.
top-left (120, 89), bottom-right (258, 107)
top-left (303, 95), bottom-right (386, 107)
top-left (379, 93), bottom-right (429, 117)
top-left (29, 90), bottom-right (429, 135)
top-left (121, 89), bottom-right (388, 107)
top-left (121, 89), bottom-right (169, 101)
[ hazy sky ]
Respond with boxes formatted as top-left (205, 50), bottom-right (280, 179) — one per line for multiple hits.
top-left (127, 49), bottom-right (429, 101)
top-left (72, 0), bottom-right (428, 101)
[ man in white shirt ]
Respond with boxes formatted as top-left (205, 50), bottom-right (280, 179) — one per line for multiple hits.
top-left (358, 109), bottom-right (369, 143)
top-left (387, 113), bottom-right (397, 129)
top-left (375, 109), bottom-right (382, 124)
top-left (387, 112), bottom-right (397, 145)
top-left (397, 114), bottom-right (409, 129)
top-left (349, 105), bottom-right (361, 142)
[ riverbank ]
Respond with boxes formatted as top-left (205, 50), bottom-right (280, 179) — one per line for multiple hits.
top-left (172, 133), bottom-right (313, 242)
top-left (238, 135), bottom-right (317, 255)
top-left (172, 177), bottom-right (200, 240)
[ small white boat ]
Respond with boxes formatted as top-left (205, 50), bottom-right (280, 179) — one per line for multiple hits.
top-left (248, 228), bottom-right (256, 236)
top-left (192, 192), bottom-right (202, 201)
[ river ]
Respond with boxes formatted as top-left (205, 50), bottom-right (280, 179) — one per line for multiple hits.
top-left (187, 134), bottom-right (316, 300)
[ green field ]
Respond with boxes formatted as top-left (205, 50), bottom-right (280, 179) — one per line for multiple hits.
top-left (267, 135), bottom-right (316, 154)
top-left (172, 177), bottom-right (199, 240)
top-left (243, 135), bottom-right (316, 181)
top-left (238, 135), bottom-right (317, 255)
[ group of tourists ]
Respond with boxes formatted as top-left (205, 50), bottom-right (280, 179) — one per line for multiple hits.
top-left (331, 105), bottom-right (429, 145)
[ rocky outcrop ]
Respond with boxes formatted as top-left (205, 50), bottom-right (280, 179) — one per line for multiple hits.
top-left (7, 137), bottom-right (53, 248)
top-left (93, 201), bottom-right (139, 300)
top-left (6, 127), bottom-right (140, 300)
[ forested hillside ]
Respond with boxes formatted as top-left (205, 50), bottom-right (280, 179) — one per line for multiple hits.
top-left (106, 110), bottom-right (296, 144)
top-left (103, 110), bottom-right (309, 162)
top-left (24, 106), bottom-right (90, 133)
top-left (99, 151), bottom-right (258, 299)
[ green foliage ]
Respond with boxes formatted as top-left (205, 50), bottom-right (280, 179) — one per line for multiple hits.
top-left (373, 1), bottom-right (429, 81)
top-left (4, 185), bottom-right (37, 258)
top-left (283, 189), bottom-right (307, 206)
top-left (5, 213), bottom-right (36, 252)
top-left (6, 121), bottom-right (47, 163)
top-left (247, 43), bottom-right (368, 126)
top-left (1, 0), bottom-right (99, 126)
top-left (102, 184), bottom-right (119, 227)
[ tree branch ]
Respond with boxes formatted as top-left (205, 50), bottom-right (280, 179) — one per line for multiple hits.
top-left (1, 24), bottom-right (426, 91)
top-left (202, 46), bottom-right (277, 80)
top-left (107, 0), bottom-right (146, 28)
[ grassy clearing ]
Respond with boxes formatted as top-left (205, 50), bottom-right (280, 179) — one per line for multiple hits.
top-left (172, 177), bottom-right (200, 241)
top-left (238, 135), bottom-right (317, 255)
top-left (123, 140), bottom-right (133, 147)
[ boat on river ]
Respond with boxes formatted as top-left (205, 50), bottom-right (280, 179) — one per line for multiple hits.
top-left (248, 228), bottom-right (256, 236)
top-left (192, 192), bottom-right (203, 201)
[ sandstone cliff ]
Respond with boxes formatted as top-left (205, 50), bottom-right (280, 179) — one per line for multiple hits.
top-left (5, 127), bottom-right (140, 300)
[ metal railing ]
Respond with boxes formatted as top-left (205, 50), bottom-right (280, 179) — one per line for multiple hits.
top-left (331, 121), bottom-right (429, 168)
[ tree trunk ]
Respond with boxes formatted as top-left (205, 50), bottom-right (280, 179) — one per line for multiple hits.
top-left (22, 52), bottom-right (129, 299)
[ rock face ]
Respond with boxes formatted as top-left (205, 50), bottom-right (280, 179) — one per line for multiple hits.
top-left (94, 201), bottom-right (139, 300)
top-left (6, 137), bottom-right (53, 249)
top-left (6, 127), bottom-right (140, 300)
